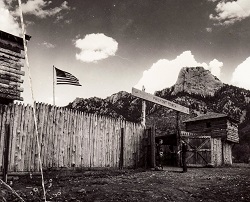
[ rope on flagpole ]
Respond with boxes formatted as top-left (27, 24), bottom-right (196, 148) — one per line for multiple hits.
top-left (17, 0), bottom-right (47, 201)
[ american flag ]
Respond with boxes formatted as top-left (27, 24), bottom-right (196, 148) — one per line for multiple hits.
top-left (55, 67), bottom-right (81, 86)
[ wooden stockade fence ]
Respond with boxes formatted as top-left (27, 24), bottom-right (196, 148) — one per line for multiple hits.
top-left (0, 103), bottom-right (145, 173)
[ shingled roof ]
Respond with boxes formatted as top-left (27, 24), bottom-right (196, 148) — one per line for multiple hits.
top-left (183, 112), bottom-right (228, 123)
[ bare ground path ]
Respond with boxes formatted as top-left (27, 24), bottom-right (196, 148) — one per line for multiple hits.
top-left (1, 165), bottom-right (250, 201)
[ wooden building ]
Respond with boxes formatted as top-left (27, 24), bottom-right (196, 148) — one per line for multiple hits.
top-left (0, 30), bottom-right (31, 104)
top-left (181, 112), bottom-right (239, 167)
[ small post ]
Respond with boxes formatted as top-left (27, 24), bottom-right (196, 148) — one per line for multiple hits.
top-left (141, 86), bottom-right (146, 127)
top-left (119, 128), bottom-right (124, 169)
top-left (3, 124), bottom-right (10, 182)
top-left (182, 141), bottom-right (188, 172)
top-left (150, 127), bottom-right (156, 169)
top-left (176, 111), bottom-right (181, 167)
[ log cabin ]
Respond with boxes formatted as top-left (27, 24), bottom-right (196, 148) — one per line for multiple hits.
top-left (181, 112), bottom-right (239, 167)
top-left (0, 30), bottom-right (31, 104)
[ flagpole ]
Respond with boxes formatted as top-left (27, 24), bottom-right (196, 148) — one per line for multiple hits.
top-left (53, 65), bottom-right (55, 105)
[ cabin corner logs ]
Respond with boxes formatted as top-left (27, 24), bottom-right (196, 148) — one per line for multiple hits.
top-left (0, 30), bottom-right (31, 104)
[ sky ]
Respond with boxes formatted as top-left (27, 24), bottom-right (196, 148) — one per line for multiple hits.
top-left (1, 0), bottom-right (250, 106)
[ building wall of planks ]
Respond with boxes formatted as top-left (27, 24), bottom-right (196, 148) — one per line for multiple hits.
top-left (0, 30), bottom-right (31, 103)
top-left (185, 118), bottom-right (239, 143)
top-left (181, 132), bottom-right (234, 166)
top-left (0, 103), bottom-right (145, 172)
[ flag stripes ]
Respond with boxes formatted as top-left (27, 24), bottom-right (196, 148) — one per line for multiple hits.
top-left (55, 67), bottom-right (81, 86)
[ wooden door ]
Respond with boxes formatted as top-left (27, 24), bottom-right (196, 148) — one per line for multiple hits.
top-left (181, 136), bottom-right (211, 167)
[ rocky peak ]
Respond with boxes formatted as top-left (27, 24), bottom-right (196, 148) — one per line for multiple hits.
top-left (105, 91), bottom-right (130, 104)
top-left (173, 66), bottom-right (223, 96)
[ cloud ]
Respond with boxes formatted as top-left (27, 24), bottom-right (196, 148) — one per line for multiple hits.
top-left (39, 41), bottom-right (55, 48)
top-left (75, 33), bottom-right (118, 63)
top-left (210, 0), bottom-right (250, 25)
top-left (206, 27), bottom-right (212, 32)
top-left (135, 51), bottom-right (223, 93)
top-left (18, 0), bottom-right (70, 18)
top-left (0, 0), bottom-right (21, 36)
top-left (231, 56), bottom-right (250, 90)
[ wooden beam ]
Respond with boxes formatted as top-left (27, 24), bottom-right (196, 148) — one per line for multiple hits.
top-left (0, 40), bottom-right (21, 53)
top-left (0, 74), bottom-right (23, 83)
top-left (0, 48), bottom-right (25, 59)
top-left (0, 60), bottom-right (24, 69)
top-left (0, 52), bottom-right (21, 62)
top-left (0, 83), bottom-right (23, 91)
top-left (132, 87), bottom-right (189, 114)
top-left (0, 66), bottom-right (25, 76)
top-left (0, 38), bottom-right (24, 51)
top-left (0, 87), bottom-right (23, 95)
top-left (0, 78), bottom-right (22, 87)
top-left (0, 92), bottom-right (23, 101)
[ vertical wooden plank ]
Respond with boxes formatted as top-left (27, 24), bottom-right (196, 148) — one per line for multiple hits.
top-left (14, 103), bottom-right (22, 172)
top-left (87, 113), bottom-right (91, 167)
top-left (93, 115), bottom-right (97, 167)
top-left (25, 105), bottom-right (32, 171)
top-left (73, 111), bottom-right (78, 167)
top-left (0, 105), bottom-right (6, 171)
top-left (68, 110), bottom-right (74, 167)
top-left (57, 108), bottom-right (64, 167)
top-left (20, 105), bottom-right (29, 171)
top-left (17, 104), bottom-right (25, 171)
top-left (30, 106), bottom-right (37, 172)
top-left (75, 111), bottom-right (81, 167)
top-left (62, 108), bottom-right (69, 167)
top-left (3, 124), bottom-right (10, 182)
top-left (123, 121), bottom-right (127, 167)
top-left (81, 113), bottom-right (87, 167)
top-left (8, 104), bottom-right (15, 172)
top-left (33, 103), bottom-right (40, 172)
top-left (105, 117), bottom-right (110, 167)
top-left (98, 116), bottom-right (103, 167)
top-left (102, 117), bottom-right (107, 167)
top-left (119, 127), bottom-right (124, 169)
top-left (40, 103), bottom-right (47, 169)
top-left (41, 104), bottom-right (49, 168)
top-left (72, 110), bottom-right (78, 167)
top-left (88, 114), bottom-right (93, 167)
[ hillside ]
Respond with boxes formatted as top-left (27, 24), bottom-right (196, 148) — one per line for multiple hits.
top-left (67, 66), bottom-right (250, 162)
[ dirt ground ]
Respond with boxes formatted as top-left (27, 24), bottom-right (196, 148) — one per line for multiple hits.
top-left (1, 165), bottom-right (250, 202)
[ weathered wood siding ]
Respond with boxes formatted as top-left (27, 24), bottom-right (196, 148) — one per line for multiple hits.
top-left (0, 30), bottom-right (30, 102)
top-left (181, 132), bottom-right (233, 167)
top-left (0, 103), bottom-right (145, 172)
top-left (226, 120), bottom-right (239, 143)
top-left (211, 138), bottom-right (223, 166)
top-left (223, 142), bottom-right (232, 165)
top-left (185, 118), bottom-right (228, 138)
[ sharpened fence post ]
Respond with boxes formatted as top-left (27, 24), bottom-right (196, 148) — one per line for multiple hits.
top-left (119, 128), bottom-right (124, 169)
top-left (3, 124), bottom-right (10, 182)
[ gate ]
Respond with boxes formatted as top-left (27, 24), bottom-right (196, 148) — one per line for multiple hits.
top-left (181, 135), bottom-right (211, 167)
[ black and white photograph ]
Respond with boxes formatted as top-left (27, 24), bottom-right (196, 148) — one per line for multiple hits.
top-left (0, 0), bottom-right (250, 201)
